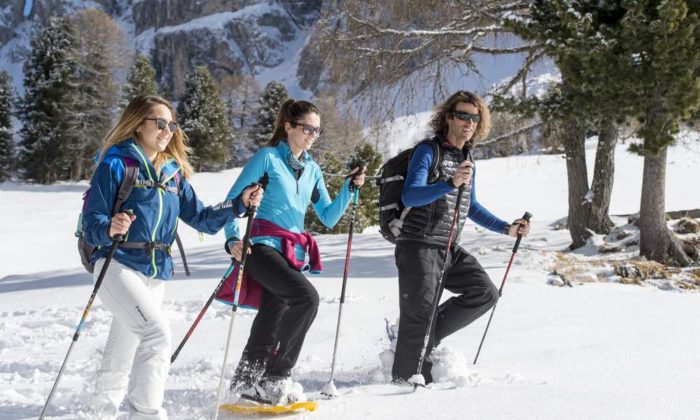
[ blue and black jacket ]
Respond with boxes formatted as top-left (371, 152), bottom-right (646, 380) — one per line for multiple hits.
top-left (400, 141), bottom-right (510, 245)
top-left (83, 138), bottom-right (241, 280)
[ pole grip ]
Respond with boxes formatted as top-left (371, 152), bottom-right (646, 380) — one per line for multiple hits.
top-left (111, 209), bottom-right (134, 242)
top-left (347, 163), bottom-right (366, 193)
top-left (512, 211), bottom-right (532, 253)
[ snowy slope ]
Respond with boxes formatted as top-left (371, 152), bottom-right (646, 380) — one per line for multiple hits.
top-left (1, 137), bottom-right (700, 419)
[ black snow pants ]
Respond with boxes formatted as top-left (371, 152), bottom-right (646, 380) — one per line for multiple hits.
top-left (231, 244), bottom-right (319, 387)
top-left (392, 240), bottom-right (498, 383)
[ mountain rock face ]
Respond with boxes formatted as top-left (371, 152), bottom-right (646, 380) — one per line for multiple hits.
top-left (132, 0), bottom-right (257, 34)
top-left (0, 1), bottom-right (100, 44)
top-left (146, 3), bottom-right (311, 97)
top-left (0, 0), bottom-right (324, 97)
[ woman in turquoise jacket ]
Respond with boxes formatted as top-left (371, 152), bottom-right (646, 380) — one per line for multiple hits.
top-left (223, 99), bottom-right (365, 405)
top-left (83, 95), bottom-right (261, 419)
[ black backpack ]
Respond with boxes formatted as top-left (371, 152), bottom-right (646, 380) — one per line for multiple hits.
top-left (376, 137), bottom-right (441, 243)
top-left (76, 157), bottom-right (190, 275)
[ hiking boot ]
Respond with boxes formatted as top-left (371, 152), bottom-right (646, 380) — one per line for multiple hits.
top-left (230, 358), bottom-right (265, 394)
top-left (390, 353), bottom-right (434, 386)
top-left (240, 376), bottom-right (305, 406)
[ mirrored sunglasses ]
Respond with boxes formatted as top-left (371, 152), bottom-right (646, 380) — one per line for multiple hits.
top-left (451, 111), bottom-right (481, 123)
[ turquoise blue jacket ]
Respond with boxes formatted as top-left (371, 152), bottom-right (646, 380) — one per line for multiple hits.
top-left (83, 139), bottom-right (240, 279)
top-left (224, 140), bottom-right (352, 266)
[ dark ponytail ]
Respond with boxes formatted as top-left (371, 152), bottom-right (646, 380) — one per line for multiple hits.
top-left (266, 99), bottom-right (321, 147)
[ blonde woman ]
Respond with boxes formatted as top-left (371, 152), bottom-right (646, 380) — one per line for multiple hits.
top-left (82, 95), bottom-right (261, 419)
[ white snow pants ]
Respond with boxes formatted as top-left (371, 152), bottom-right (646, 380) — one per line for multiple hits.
top-left (93, 259), bottom-right (171, 420)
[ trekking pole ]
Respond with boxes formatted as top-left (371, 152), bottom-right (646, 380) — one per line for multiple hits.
top-left (321, 184), bottom-right (361, 398)
top-left (473, 211), bottom-right (532, 365)
top-left (214, 174), bottom-right (267, 420)
top-left (170, 262), bottom-right (236, 364)
top-left (40, 210), bottom-right (133, 420)
top-left (173, 180), bottom-right (267, 365)
top-left (411, 187), bottom-right (465, 390)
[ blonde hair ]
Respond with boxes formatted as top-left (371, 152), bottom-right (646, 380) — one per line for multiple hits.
top-left (98, 95), bottom-right (194, 179)
top-left (266, 99), bottom-right (321, 147)
top-left (430, 91), bottom-right (491, 146)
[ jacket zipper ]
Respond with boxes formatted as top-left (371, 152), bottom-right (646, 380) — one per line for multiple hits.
top-left (131, 144), bottom-right (163, 278)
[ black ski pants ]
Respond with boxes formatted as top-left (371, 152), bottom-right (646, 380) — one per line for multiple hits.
top-left (392, 240), bottom-right (498, 383)
top-left (236, 244), bottom-right (319, 379)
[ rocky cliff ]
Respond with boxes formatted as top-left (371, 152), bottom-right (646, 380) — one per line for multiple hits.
top-left (0, 0), bottom-right (324, 98)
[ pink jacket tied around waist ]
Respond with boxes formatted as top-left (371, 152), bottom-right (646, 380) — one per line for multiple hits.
top-left (215, 219), bottom-right (323, 309)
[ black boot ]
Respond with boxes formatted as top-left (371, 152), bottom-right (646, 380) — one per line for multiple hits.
top-left (230, 357), bottom-right (265, 393)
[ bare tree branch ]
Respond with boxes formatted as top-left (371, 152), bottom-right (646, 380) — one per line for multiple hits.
top-left (479, 121), bottom-right (543, 146)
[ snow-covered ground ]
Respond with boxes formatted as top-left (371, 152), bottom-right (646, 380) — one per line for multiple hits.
top-left (1, 136), bottom-right (700, 419)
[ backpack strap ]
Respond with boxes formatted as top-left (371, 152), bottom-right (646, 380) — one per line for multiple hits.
top-left (135, 179), bottom-right (179, 194)
top-left (173, 171), bottom-right (182, 196)
top-left (411, 136), bottom-right (442, 184)
top-left (427, 136), bottom-right (442, 183)
top-left (168, 169), bottom-right (190, 276)
top-left (119, 241), bottom-right (172, 254)
top-left (112, 157), bottom-right (139, 216)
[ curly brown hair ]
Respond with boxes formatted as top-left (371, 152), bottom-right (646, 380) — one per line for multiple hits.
top-left (429, 91), bottom-right (491, 145)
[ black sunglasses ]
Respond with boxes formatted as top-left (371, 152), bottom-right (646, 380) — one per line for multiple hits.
top-left (291, 121), bottom-right (323, 136)
top-left (145, 118), bottom-right (179, 133)
top-left (451, 111), bottom-right (481, 123)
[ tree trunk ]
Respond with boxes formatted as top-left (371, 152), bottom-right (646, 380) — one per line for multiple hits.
top-left (71, 159), bottom-right (83, 182)
top-left (639, 146), bottom-right (691, 266)
top-left (580, 119), bottom-right (617, 234)
top-left (562, 116), bottom-right (590, 249)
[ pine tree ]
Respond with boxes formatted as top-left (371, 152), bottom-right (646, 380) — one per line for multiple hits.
top-left (304, 153), bottom-right (344, 234)
top-left (18, 16), bottom-right (80, 184)
top-left (121, 53), bottom-right (159, 107)
top-left (346, 142), bottom-right (383, 232)
top-left (498, 1), bottom-right (625, 249)
top-left (250, 81), bottom-right (288, 149)
top-left (524, 0), bottom-right (700, 265)
top-left (177, 66), bottom-right (233, 171)
top-left (0, 71), bottom-right (15, 182)
top-left (305, 142), bottom-right (383, 234)
top-left (604, 0), bottom-right (700, 266)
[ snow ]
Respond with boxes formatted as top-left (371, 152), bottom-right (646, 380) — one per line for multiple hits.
top-left (154, 8), bottom-right (269, 35)
top-left (1, 132), bottom-right (699, 419)
top-left (0, 7), bottom-right (13, 27)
